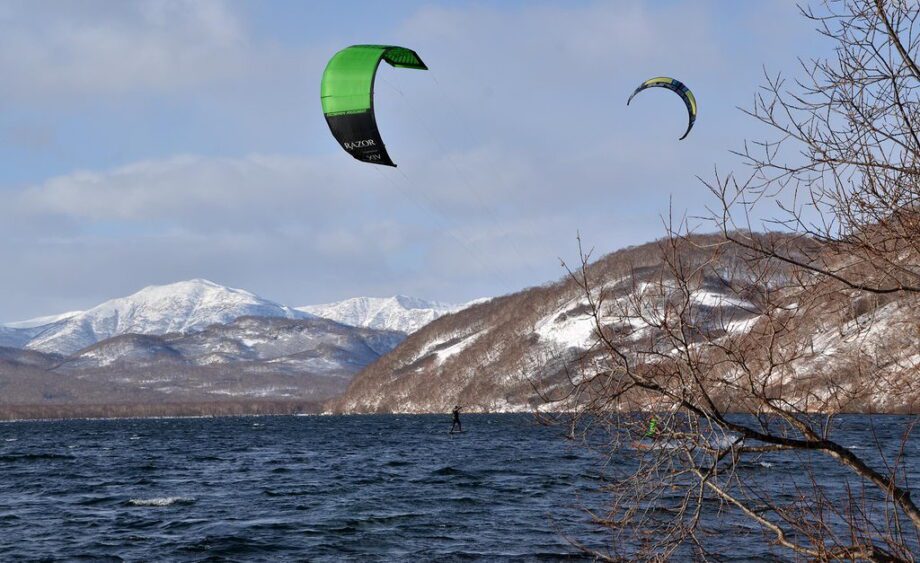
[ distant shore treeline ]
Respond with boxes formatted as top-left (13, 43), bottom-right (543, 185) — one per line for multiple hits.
top-left (0, 400), bottom-right (322, 421)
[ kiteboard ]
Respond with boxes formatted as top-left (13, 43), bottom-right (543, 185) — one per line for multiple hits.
top-left (632, 440), bottom-right (656, 451)
top-left (631, 439), bottom-right (684, 451)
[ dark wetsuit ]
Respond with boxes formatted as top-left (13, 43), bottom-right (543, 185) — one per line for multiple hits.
top-left (451, 407), bottom-right (462, 433)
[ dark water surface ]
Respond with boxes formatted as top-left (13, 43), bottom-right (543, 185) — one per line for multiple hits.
top-left (0, 414), bottom-right (916, 561)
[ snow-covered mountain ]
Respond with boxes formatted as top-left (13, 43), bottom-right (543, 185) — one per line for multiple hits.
top-left (0, 281), bottom-right (474, 416)
top-left (4, 283), bottom-right (472, 356)
top-left (1, 316), bottom-right (406, 411)
top-left (17, 279), bottom-right (312, 355)
top-left (63, 316), bottom-right (404, 373)
top-left (298, 295), bottom-right (480, 334)
top-left (39, 316), bottom-right (406, 402)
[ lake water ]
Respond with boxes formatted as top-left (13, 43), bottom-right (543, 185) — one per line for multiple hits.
top-left (0, 414), bottom-right (916, 561)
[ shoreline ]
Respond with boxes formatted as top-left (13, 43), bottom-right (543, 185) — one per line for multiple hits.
top-left (1, 402), bottom-right (913, 422)
top-left (0, 399), bottom-right (323, 422)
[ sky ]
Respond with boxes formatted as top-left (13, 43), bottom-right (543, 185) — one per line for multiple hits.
top-left (0, 0), bottom-right (832, 321)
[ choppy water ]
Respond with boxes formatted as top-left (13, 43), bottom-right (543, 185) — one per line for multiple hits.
top-left (0, 414), bottom-right (916, 561)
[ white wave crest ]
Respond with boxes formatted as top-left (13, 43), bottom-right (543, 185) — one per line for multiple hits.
top-left (128, 496), bottom-right (195, 507)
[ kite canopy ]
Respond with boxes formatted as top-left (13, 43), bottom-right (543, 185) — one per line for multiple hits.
top-left (321, 45), bottom-right (428, 167)
top-left (627, 77), bottom-right (697, 140)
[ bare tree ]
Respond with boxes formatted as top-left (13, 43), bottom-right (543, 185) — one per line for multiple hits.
top-left (550, 1), bottom-right (920, 560)
top-left (713, 0), bottom-right (920, 296)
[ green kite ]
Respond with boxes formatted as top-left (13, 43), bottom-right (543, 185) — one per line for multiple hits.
top-left (321, 45), bottom-right (427, 167)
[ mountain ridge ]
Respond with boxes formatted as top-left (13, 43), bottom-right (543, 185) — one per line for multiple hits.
top-left (297, 295), bottom-right (484, 334)
top-left (9, 279), bottom-right (312, 355)
top-left (3, 281), bottom-right (473, 356)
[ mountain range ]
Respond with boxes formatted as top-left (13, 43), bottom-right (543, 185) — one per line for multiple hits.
top-left (0, 280), bottom-right (470, 415)
top-left (2, 280), bottom-right (469, 355)
top-left (3, 235), bottom-right (916, 419)
top-left (4, 280), bottom-right (311, 355)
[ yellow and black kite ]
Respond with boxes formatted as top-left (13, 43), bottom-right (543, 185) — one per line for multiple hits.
top-left (627, 77), bottom-right (697, 140)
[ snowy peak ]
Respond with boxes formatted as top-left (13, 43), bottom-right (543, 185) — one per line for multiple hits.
top-left (297, 295), bottom-right (476, 334)
top-left (80, 278), bottom-right (308, 333)
top-left (24, 279), bottom-right (312, 355)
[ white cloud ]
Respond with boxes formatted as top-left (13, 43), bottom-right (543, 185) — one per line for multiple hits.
top-left (21, 154), bottom-right (366, 226)
top-left (0, 0), bottom-right (266, 101)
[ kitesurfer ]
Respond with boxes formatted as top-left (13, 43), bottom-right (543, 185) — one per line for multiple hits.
top-left (450, 405), bottom-right (462, 433)
top-left (630, 415), bottom-right (660, 451)
top-left (645, 416), bottom-right (658, 439)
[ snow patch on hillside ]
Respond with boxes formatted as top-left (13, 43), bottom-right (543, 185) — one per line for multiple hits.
top-left (724, 316), bottom-right (760, 334)
top-left (691, 290), bottom-right (753, 309)
top-left (535, 306), bottom-right (597, 350)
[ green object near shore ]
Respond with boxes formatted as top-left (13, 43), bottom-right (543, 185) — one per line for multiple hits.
top-left (644, 416), bottom-right (658, 438)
